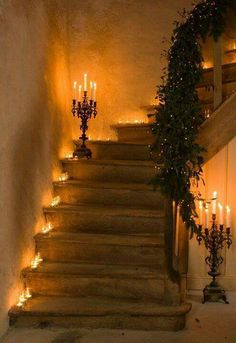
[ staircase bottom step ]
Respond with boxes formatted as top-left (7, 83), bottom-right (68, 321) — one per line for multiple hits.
top-left (9, 296), bottom-right (191, 331)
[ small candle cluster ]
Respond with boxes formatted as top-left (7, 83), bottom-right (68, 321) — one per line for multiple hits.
top-left (41, 222), bottom-right (53, 234)
top-left (31, 253), bottom-right (43, 269)
top-left (118, 119), bottom-right (145, 125)
top-left (198, 191), bottom-right (231, 228)
top-left (59, 172), bottom-right (69, 182)
top-left (204, 108), bottom-right (211, 119)
top-left (17, 287), bottom-right (32, 308)
top-left (65, 152), bottom-right (74, 159)
top-left (50, 196), bottom-right (61, 207)
top-left (73, 74), bottom-right (97, 102)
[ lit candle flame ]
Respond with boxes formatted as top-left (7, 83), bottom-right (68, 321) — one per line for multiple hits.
top-left (42, 222), bottom-right (53, 234)
top-left (31, 252), bottom-right (43, 269)
top-left (25, 288), bottom-right (32, 299)
top-left (65, 152), bottom-right (74, 159)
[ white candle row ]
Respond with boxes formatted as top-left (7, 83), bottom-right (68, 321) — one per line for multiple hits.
top-left (198, 192), bottom-right (231, 228)
top-left (73, 74), bottom-right (97, 101)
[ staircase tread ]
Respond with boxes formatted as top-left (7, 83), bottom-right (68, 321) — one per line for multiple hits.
top-left (61, 158), bottom-right (157, 167)
top-left (11, 295), bottom-right (191, 316)
top-left (111, 123), bottom-right (151, 129)
top-left (44, 203), bottom-right (164, 217)
top-left (53, 179), bottom-right (160, 191)
top-left (87, 140), bottom-right (151, 147)
top-left (24, 262), bottom-right (165, 279)
top-left (35, 232), bottom-right (164, 246)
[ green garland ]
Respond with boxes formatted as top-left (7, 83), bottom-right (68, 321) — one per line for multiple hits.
top-left (152, 0), bottom-right (236, 233)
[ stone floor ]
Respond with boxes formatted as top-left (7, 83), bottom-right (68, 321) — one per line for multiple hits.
top-left (1, 292), bottom-right (236, 343)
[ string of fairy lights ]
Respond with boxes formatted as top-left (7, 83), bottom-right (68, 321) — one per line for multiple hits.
top-left (151, 0), bottom-right (236, 233)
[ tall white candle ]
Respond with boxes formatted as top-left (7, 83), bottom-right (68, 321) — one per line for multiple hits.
top-left (199, 201), bottom-right (203, 226)
top-left (84, 74), bottom-right (88, 92)
top-left (73, 81), bottom-right (77, 99)
top-left (205, 208), bottom-right (209, 228)
top-left (78, 85), bottom-right (82, 102)
top-left (90, 81), bottom-right (94, 100)
top-left (218, 203), bottom-right (223, 225)
top-left (212, 191), bottom-right (217, 215)
top-left (93, 82), bottom-right (97, 101)
top-left (226, 206), bottom-right (231, 228)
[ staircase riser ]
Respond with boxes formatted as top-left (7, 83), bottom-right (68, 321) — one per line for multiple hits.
top-left (115, 126), bottom-right (153, 144)
top-left (53, 185), bottom-right (164, 209)
top-left (87, 143), bottom-right (151, 160)
top-left (36, 240), bottom-right (165, 266)
top-left (10, 313), bottom-right (186, 331)
top-left (62, 163), bottom-right (156, 183)
top-left (44, 212), bottom-right (165, 234)
top-left (25, 275), bottom-right (165, 300)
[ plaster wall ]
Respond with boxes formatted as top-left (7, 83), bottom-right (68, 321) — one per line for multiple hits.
top-left (0, 0), bottom-right (73, 337)
top-left (67, 0), bottom-right (193, 140)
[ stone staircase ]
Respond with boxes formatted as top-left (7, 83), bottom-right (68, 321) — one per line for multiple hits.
top-left (9, 125), bottom-right (191, 331)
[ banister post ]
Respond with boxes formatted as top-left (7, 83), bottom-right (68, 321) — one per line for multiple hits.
top-left (213, 37), bottom-right (223, 109)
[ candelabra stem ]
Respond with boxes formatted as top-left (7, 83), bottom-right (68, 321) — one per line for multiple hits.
top-left (73, 117), bottom-right (92, 159)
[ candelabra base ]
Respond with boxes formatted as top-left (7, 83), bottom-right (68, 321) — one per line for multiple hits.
top-left (203, 281), bottom-right (229, 304)
top-left (73, 146), bottom-right (92, 159)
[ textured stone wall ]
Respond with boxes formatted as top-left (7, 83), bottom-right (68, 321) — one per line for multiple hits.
top-left (0, 0), bottom-right (73, 336)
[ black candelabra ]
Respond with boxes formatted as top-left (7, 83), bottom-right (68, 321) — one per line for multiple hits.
top-left (197, 213), bottom-right (232, 304)
top-left (71, 89), bottom-right (97, 159)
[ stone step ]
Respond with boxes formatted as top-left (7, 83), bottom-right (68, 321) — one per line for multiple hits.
top-left (112, 123), bottom-right (153, 143)
top-left (35, 232), bottom-right (165, 266)
top-left (62, 159), bottom-right (159, 184)
top-left (23, 262), bottom-right (165, 300)
top-left (85, 141), bottom-right (151, 160)
top-left (53, 180), bottom-right (164, 209)
top-left (44, 204), bottom-right (165, 234)
top-left (9, 295), bottom-right (191, 331)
